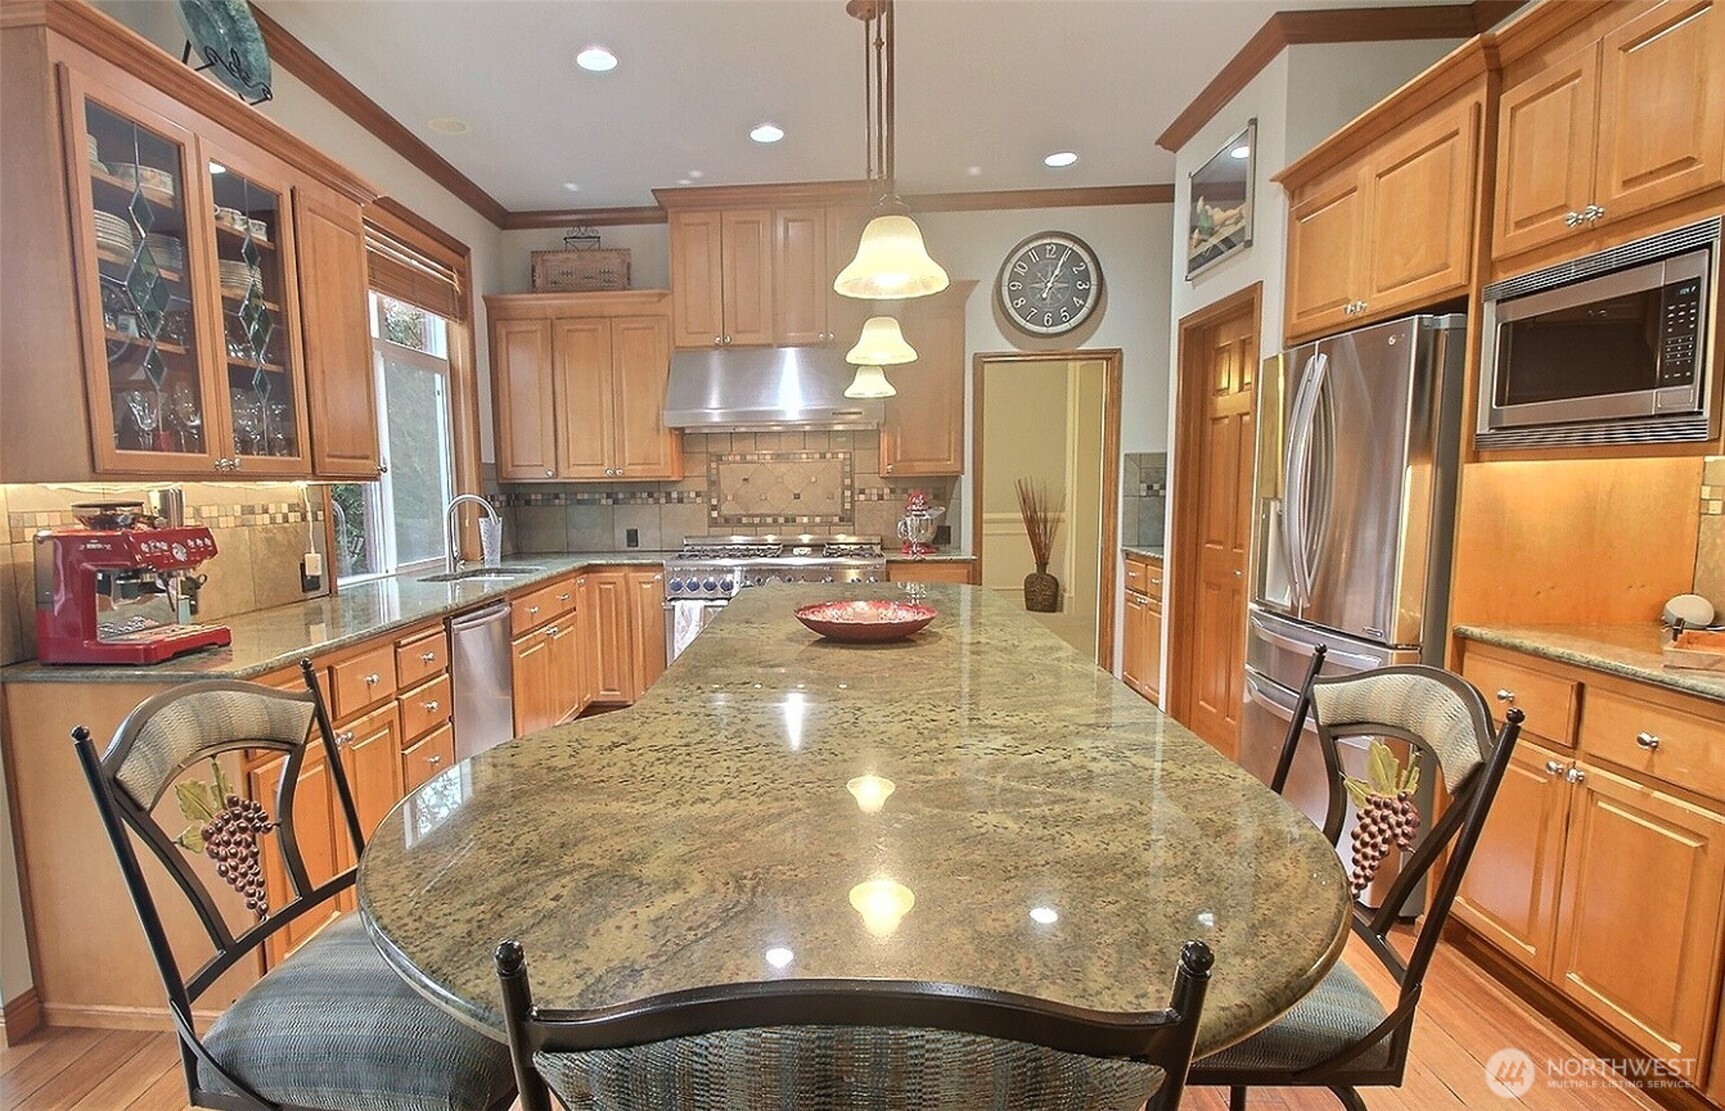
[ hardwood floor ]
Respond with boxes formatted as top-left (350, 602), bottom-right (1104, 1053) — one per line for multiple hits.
top-left (0, 934), bottom-right (1666, 1111)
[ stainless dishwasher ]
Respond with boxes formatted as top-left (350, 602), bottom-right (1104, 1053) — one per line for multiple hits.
top-left (448, 602), bottom-right (514, 761)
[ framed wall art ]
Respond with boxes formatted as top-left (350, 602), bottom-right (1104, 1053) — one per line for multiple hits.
top-left (1186, 119), bottom-right (1255, 279)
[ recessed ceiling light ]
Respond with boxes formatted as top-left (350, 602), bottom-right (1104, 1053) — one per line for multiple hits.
top-left (677, 178), bottom-right (692, 185)
top-left (688, 169), bottom-right (705, 179)
top-left (1230, 144), bottom-right (1251, 159)
top-left (576, 45), bottom-right (617, 72)
top-left (1043, 151), bottom-right (1078, 168)
top-left (563, 182), bottom-right (582, 192)
top-left (427, 116), bottom-right (470, 135)
top-left (966, 165), bottom-right (983, 177)
top-left (750, 122), bottom-right (785, 144)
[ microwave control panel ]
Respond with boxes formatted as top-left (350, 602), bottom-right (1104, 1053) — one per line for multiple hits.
top-left (1659, 277), bottom-right (1703, 388)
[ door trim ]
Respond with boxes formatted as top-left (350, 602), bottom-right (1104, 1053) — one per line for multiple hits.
top-left (971, 348), bottom-right (1123, 670)
top-left (1168, 283), bottom-right (1262, 728)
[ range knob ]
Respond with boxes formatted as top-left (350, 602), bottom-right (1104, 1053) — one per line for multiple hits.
top-left (702, 578), bottom-right (718, 592)
top-left (720, 578), bottom-right (734, 592)
top-left (668, 578), bottom-right (683, 593)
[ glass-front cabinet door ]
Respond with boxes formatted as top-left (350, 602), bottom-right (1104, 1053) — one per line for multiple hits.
top-left (203, 143), bottom-right (312, 475)
top-left (72, 83), bottom-right (223, 475)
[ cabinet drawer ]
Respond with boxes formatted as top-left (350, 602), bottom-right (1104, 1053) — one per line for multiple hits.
top-left (395, 628), bottom-right (448, 689)
top-left (401, 721), bottom-right (455, 792)
top-left (328, 642), bottom-right (398, 721)
top-left (511, 578), bottom-right (576, 635)
top-left (1461, 649), bottom-right (1579, 745)
top-left (1144, 562), bottom-right (1164, 602)
top-left (397, 672), bottom-right (452, 743)
top-left (1124, 557), bottom-right (1148, 594)
top-left (1580, 686), bottom-right (1725, 802)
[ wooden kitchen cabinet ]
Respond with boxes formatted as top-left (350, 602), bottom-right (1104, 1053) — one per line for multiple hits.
top-left (1121, 554), bottom-right (1164, 702)
top-left (774, 207), bottom-right (830, 346)
top-left (509, 575), bottom-right (579, 734)
top-left (548, 615), bottom-right (584, 724)
top-left (0, 12), bottom-right (380, 483)
top-left (880, 282), bottom-right (974, 477)
top-left (336, 702), bottom-right (404, 839)
top-left (1492, 0), bottom-right (1725, 263)
top-left (668, 207), bottom-right (772, 348)
top-left (589, 571), bottom-right (632, 704)
top-left (401, 722), bottom-right (455, 792)
top-left (629, 568), bottom-right (667, 697)
top-left (886, 561), bottom-right (975, 585)
top-left (249, 742), bottom-right (344, 966)
top-left (511, 627), bottom-right (555, 736)
top-left (1280, 76), bottom-right (1483, 344)
top-left (486, 292), bottom-right (681, 482)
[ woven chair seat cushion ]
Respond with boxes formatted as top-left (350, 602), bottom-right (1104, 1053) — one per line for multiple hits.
top-left (1194, 959), bottom-right (1391, 1076)
top-left (533, 1025), bottom-right (1163, 1111)
top-left (199, 914), bottom-right (514, 1111)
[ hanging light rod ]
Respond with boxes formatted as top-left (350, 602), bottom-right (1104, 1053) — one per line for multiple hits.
top-left (833, 0), bottom-right (948, 301)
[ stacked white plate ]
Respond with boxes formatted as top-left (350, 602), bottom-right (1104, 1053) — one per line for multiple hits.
top-left (143, 233), bottom-right (184, 272)
top-left (93, 210), bottom-right (135, 258)
top-left (107, 162), bottom-right (176, 201)
top-left (86, 134), bottom-right (101, 167)
top-left (218, 259), bottom-right (259, 296)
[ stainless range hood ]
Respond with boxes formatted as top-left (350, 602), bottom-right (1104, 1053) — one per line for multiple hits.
top-left (663, 346), bottom-right (884, 432)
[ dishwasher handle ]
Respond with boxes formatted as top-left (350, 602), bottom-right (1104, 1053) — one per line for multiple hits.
top-left (450, 601), bottom-right (511, 631)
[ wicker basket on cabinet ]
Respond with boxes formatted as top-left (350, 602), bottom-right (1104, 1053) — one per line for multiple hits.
top-left (531, 248), bottom-right (631, 292)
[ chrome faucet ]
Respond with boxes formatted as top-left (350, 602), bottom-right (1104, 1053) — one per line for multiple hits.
top-left (444, 494), bottom-right (501, 576)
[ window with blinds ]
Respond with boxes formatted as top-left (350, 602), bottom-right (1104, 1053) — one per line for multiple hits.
top-left (363, 221), bottom-right (463, 323)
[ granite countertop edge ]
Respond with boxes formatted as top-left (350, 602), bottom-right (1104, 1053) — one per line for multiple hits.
top-left (1122, 546), bottom-right (1165, 561)
top-left (884, 552), bottom-right (976, 562)
top-left (1454, 624), bottom-right (1725, 704)
top-left (0, 552), bottom-right (671, 686)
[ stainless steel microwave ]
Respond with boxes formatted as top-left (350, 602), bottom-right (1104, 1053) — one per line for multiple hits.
top-left (1477, 217), bottom-right (1719, 449)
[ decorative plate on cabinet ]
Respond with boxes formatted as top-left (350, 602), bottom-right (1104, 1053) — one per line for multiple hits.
top-left (175, 0), bottom-right (273, 104)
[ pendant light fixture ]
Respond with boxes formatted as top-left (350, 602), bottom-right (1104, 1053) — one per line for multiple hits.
top-left (843, 365), bottom-right (898, 399)
top-left (845, 315), bottom-right (917, 366)
top-left (834, 0), bottom-right (948, 301)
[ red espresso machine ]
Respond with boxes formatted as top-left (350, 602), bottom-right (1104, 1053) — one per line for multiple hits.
top-left (34, 509), bottom-right (231, 665)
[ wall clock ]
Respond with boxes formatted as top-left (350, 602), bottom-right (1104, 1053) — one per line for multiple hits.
top-left (996, 232), bottom-right (1104, 336)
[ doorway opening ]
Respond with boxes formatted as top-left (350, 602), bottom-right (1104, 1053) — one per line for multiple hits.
top-left (1169, 284), bottom-right (1262, 761)
top-left (972, 350), bottom-right (1122, 666)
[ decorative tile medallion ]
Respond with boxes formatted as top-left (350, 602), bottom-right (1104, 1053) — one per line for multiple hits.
top-left (709, 451), bottom-right (853, 526)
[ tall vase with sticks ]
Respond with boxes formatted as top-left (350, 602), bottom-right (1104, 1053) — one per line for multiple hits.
top-left (1016, 477), bottom-right (1062, 613)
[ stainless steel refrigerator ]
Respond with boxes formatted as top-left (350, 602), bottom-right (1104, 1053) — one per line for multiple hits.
top-left (1242, 313), bottom-right (1466, 839)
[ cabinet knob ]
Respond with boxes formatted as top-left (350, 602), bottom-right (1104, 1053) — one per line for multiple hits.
top-left (420, 651), bottom-right (437, 663)
top-left (885, 464), bottom-right (894, 473)
top-left (545, 625), bottom-right (559, 636)
top-left (335, 729), bottom-right (355, 748)
top-left (545, 468), bottom-right (554, 477)
top-left (1544, 759), bottom-right (1566, 776)
top-left (1564, 210), bottom-right (1585, 228)
top-left (1495, 688), bottom-right (1515, 703)
top-left (557, 592), bottom-right (570, 602)
top-left (1635, 731), bottom-right (1661, 751)
top-left (723, 335), bottom-right (732, 345)
top-left (714, 336), bottom-right (724, 346)
top-left (423, 699), bottom-right (440, 713)
top-left (426, 754), bottom-right (443, 767)
top-left (1584, 203), bottom-right (1605, 223)
top-left (1565, 767), bottom-right (1586, 784)
top-left (363, 673), bottom-right (380, 686)
top-left (528, 605), bottom-right (540, 616)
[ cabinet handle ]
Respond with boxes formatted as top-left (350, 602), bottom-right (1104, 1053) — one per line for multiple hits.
top-left (723, 335), bottom-right (733, 345)
top-left (335, 729), bottom-right (355, 748)
top-left (1565, 767), bottom-right (1586, 784)
top-left (378, 461), bottom-right (389, 474)
top-left (422, 699), bottom-right (440, 713)
top-left (420, 651), bottom-right (437, 663)
top-left (545, 625), bottom-right (559, 636)
top-left (1495, 688), bottom-right (1515, 703)
top-left (714, 336), bottom-right (724, 346)
top-left (528, 605), bottom-right (540, 616)
top-left (1564, 210), bottom-right (1585, 228)
top-left (426, 754), bottom-right (443, 767)
top-left (1635, 731), bottom-right (1661, 751)
top-left (1544, 759), bottom-right (1567, 776)
top-left (363, 673), bottom-right (380, 686)
top-left (557, 592), bottom-right (571, 602)
top-left (1584, 203), bottom-right (1606, 223)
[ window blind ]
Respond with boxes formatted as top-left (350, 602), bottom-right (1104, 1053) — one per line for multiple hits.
top-left (364, 221), bottom-right (463, 322)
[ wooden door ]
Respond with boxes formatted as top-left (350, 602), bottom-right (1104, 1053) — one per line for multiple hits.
top-left (1122, 591), bottom-right (1149, 695)
top-left (292, 185), bottom-right (379, 477)
top-left (720, 208), bottom-right (774, 346)
top-left (1454, 738), bottom-right (1573, 978)
top-left (590, 572), bottom-right (632, 703)
top-left (881, 295), bottom-right (966, 476)
top-left (1553, 763), bottom-right (1725, 1064)
top-left (669, 210), bottom-right (724, 348)
top-left (547, 617), bottom-right (581, 724)
top-left (249, 745), bottom-right (342, 966)
top-left (1179, 302), bottom-right (1257, 760)
top-left (511, 629), bottom-right (553, 736)
top-left (1594, 0), bottom-right (1725, 222)
top-left (491, 317), bottom-right (558, 481)
top-left (628, 569), bottom-right (666, 700)
top-left (1361, 96), bottom-right (1480, 313)
top-left (338, 703), bottom-right (403, 839)
top-left (774, 207), bottom-right (829, 345)
top-left (1492, 43), bottom-right (1599, 260)
top-left (611, 314), bottom-right (681, 479)
top-left (1284, 166), bottom-right (1366, 342)
top-left (552, 317), bottom-right (611, 479)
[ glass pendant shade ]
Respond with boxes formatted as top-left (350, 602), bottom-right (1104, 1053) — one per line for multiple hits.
top-left (844, 364), bottom-right (897, 399)
top-left (845, 316), bottom-right (918, 366)
top-left (833, 213), bottom-right (949, 300)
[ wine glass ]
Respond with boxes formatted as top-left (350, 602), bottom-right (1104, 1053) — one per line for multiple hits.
top-left (125, 390), bottom-right (161, 451)
top-left (268, 403), bottom-right (292, 455)
top-left (230, 390), bottom-right (264, 455)
top-left (171, 382), bottom-right (202, 452)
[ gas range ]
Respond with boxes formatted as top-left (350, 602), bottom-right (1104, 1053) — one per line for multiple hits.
top-left (664, 535), bottom-right (887, 601)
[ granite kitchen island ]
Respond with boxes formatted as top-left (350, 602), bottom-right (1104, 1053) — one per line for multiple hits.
top-left (359, 584), bottom-right (1351, 1055)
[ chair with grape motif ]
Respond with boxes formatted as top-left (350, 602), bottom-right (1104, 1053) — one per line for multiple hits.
top-left (74, 659), bottom-right (515, 1111)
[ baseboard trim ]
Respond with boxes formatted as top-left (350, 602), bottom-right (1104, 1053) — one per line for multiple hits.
top-left (1447, 922), bottom-right (1721, 1111)
top-left (38, 1001), bottom-right (223, 1032)
top-left (1, 987), bottom-right (42, 1044)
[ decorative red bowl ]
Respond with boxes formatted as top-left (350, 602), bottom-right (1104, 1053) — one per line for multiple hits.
top-left (794, 599), bottom-right (938, 642)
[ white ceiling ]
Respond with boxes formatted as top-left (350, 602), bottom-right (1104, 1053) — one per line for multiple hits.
top-left (257, 0), bottom-right (1460, 212)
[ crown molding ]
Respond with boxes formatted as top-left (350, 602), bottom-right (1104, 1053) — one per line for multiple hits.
top-left (248, 3), bottom-right (508, 227)
top-left (1155, 0), bottom-right (1527, 153)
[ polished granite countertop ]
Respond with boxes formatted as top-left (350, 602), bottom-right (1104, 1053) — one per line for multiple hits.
top-left (1123, 546), bottom-right (1165, 562)
top-left (359, 584), bottom-right (1352, 1054)
top-left (0, 554), bottom-right (670, 685)
top-left (884, 551), bottom-right (976, 562)
top-left (1455, 623), bottom-right (1725, 704)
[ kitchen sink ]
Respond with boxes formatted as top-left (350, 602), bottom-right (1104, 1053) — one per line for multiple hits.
top-left (419, 565), bottom-right (546, 583)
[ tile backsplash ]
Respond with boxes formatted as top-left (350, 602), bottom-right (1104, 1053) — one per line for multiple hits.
top-left (492, 431), bottom-right (958, 552)
top-left (1, 482), bottom-right (329, 667)
top-left (1120, 452), bottom-right (1168, 550)
top-left (1695, 456), bottom-right (1725, 613)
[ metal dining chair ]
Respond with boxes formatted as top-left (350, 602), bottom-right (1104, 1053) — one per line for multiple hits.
top-left (74, 660), bottom-right (515, 1111)
top-left (1189, 660), bottom-right (1523, 1110)
top-left (493, 937), bottom-right (1216, 1111)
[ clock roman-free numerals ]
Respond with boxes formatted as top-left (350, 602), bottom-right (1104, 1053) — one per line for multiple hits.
top-left (997, 233), bottom-right (1103, 336)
